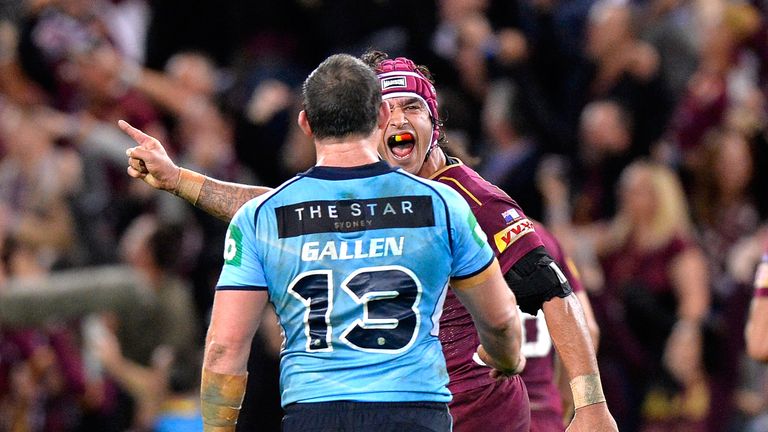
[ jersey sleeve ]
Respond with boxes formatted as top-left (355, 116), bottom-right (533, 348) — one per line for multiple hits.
top-left (444, 190), bottom-right (495, 279)
top-left (535, 221), bottom-right (584, 294)
top-left (216, 202), bottom-right (268, 291)
top-left (474, 195), bottom-right (543, 273)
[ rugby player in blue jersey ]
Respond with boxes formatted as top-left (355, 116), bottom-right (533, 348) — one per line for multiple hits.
top-left (125, 54), bottom-right (524, 432)
top-left (121, 52), bottom-right (616, 432)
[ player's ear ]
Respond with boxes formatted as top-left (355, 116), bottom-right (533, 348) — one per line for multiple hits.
top-left (376, 101), bottom-right (390, 132)
top-left (298, 110), bottom-right (313, 137)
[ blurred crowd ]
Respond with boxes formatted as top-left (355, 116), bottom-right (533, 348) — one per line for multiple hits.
top-left (0, 0), bottom-right (766, 431)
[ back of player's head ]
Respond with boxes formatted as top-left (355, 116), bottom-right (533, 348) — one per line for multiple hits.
top-left (302, 54), bottom-right (381, 140)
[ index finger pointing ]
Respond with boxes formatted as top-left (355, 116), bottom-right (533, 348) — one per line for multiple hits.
top-left (117, 120), bottom-right (155, 149)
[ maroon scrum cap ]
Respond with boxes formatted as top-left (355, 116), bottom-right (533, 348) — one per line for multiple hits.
top-left (376, 57), bottom-right (441, 153)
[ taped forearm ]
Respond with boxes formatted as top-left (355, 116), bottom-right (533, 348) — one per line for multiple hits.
top-left (569, 373), bottom-right (606, 409)
top-left (201, 369), bottom-right (248, 432)
top-left (173, 168), bottom-right (205, 205)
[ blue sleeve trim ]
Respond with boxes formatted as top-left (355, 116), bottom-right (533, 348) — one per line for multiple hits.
top-left (452, 255), bottom-right (494, 280)
top-left (216, 285), bottom-right (268, 291)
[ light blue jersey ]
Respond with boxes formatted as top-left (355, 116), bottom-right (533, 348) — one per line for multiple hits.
top-left (216, 161), bottom-right (494, 407)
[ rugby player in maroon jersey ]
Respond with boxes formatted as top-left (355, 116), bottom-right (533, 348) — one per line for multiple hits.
top-left (120, 51), bottom-right (617, 432)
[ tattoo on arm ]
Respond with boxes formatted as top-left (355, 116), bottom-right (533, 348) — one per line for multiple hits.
top-left (198, 178), bottom-right (272, 222)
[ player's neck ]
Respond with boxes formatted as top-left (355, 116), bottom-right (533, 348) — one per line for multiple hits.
top-left (417, 147), bottom-right (447, 178)
top-left (315, 135), bottom-right (380, 167)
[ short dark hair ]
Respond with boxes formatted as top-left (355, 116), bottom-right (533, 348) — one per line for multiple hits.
top-left (302, 54), bottom-right (381, 139)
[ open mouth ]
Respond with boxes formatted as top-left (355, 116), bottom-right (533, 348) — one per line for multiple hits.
top-left (387, 132), bottom-right (416, 160)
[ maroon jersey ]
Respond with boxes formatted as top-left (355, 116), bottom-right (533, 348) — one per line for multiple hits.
top-left (430, 159), bottom-right (542, 393)
top-left (521, 222), bottom-right (585, 430)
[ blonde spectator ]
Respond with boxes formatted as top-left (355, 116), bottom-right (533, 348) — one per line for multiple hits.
top-left (570, 160), bottom-right (711, 432)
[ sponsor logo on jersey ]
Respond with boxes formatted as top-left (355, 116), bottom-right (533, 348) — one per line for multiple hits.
top-left (276, 196), bottom-right (434, 238)
top-left (502, 208), bottom-right (520, 224)
top-left (223, 224), bottom-right (243, 267)
top-left (493, 218), bottom-right (534, 253)
top-left (381, 76), bottom-right (407, 90)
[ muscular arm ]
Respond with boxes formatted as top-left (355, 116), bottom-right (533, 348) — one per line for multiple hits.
top-left (543, 293), bottom-right (616, 430)
top-left (204, 290), bottom-right (268, 375)
top-left (202, 290), bottom-right (268, 431)
top-left (544, 294), bottom-right (597, 378)
top-left (118, 120), bottom-right (272, 222)
top-left (576, 291), bottom-right (600, 350)
top-left (451, 259), bottom-right (523, 374)
top-left (505, 237), bottom-right (614, 428)
top-left (197, 177), bottom-right (271, 222)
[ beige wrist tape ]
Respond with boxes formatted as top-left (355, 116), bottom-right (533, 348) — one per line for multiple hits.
top-left (570, 373), bottom-right (606, 409)
top-left (201, 369), bottom-right (248, 431)
top-left (174, 168), bottom-right (205, 205)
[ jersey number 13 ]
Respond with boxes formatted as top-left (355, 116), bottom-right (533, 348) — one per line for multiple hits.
top-left (288, 265), bottom-right (423, 354)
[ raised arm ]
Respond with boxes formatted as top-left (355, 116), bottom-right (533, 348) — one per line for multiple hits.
top-left (118, 120), bottom-right (272, 222)
top-left (451, 259), bottom-right (524, 377)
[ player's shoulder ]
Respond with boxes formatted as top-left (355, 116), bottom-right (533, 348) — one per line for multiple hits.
top-left (430, 159), bottom-right (514, 206)
top-left (235, 176), bottom-right (303, 221)
top-left (394, 168), bottom-right (467, 203)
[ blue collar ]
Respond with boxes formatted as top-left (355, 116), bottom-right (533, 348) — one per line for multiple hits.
top-left (300, 161), bottom-right (397, 180)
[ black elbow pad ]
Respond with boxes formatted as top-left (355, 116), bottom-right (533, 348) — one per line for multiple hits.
top-left (504, 246), bottom-right (572, 315)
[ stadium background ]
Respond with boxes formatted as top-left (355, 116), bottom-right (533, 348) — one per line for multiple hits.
top-left (0, 0), bottom-right (767, 430)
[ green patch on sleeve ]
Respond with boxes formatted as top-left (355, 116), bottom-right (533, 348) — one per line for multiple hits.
top-left (468, 212), bottom-right (487, 247)
top-left (223, 224), bottom-right (243, 267)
